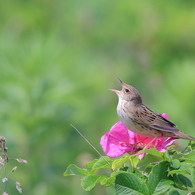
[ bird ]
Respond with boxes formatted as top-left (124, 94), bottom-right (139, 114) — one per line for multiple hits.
top-left (109, 78), bottom-right (195, 141)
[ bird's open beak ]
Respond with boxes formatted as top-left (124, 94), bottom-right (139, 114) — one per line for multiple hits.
top-left (117, 78), bottom-right (123, 84)
top-left (117, 78), bottom-right (130, 89)
top-left (109, 78), bottom-right (124, 94)
top-left (117, 77), bottom-right (126, 88)
top-left (108, 89), bottom-right (121, 95)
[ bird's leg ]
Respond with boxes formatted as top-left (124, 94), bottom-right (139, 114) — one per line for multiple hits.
top-left (129, 136), bottom-right (159, 157)
top-left (133, 137), bottom-right (148, 150)
top-left (142, 136), bottom-right (158, 150)
top-left (120, 137), bottom-right (148, 151)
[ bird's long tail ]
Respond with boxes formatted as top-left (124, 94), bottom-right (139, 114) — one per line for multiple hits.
top-left (176, 131), bottom-right (195, 141)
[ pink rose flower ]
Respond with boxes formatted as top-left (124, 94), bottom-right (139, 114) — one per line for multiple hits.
top-left (100, 113), bottom-right (177, 159)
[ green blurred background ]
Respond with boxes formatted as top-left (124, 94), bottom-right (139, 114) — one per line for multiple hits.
top-left (1, 1), bottom-right (195, 194)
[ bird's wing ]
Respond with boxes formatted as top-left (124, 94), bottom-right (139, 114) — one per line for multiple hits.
top-left (136, 105), bottom-right (179, 133)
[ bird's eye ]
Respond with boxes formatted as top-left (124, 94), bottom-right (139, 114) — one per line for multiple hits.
top-left (125, 89), bottom-right (130, 93)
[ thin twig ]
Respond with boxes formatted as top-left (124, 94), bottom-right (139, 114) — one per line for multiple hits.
top-left (70, 124), bottom-right (112, 167)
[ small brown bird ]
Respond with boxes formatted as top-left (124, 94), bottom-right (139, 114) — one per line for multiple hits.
top-left (109, 78), bottom-right (195, 141)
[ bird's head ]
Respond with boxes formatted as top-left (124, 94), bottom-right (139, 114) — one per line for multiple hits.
top-left (109, 78), bottom-right (142, 105)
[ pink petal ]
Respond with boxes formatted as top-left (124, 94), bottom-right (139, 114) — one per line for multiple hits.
top-left (156, 137), bottom-right (177, 152)
top-left (100, 121), bottom-right (134, 158)
top-left (161, 113), bottom-right (168, 120)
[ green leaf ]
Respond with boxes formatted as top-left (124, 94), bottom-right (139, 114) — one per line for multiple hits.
top-left (137, 154), bottom-right (163, 171)
top-left (164, 150), bottom-right (172, 161)
top-left (171, 159), bottom-right (180, 169)
top-left (86, 159), bottom-right (99, 170)
top-left (185, 151), bottom-right (195, 163)
top-left (168, 163), bottom-right (193, 176)
top-left (186, 141), bottom-right (195, 151)
top-left (168, 169), bottom-right (189, 176)
top-left (138, 148), bottom-right (164, 158)
top-left (99, 176), bottom-right (115, 187)
top-left (177, 174), bottom-right (193, 187)
top-left (82, 174), bottom-right (115, 190)
top-left (172, 153), bottom-right (185, 161)
top-left (153, 179), bottom-right (174, 195)
top-left (148, 161), bottom-right (169, 194)
top-left (81, 175), bottom-right (101, 191)
top-left (142, 164), bottom-right (154, 176)
top-left (173, 174), bottom-right (188, 190)
top-left (191, 168), bottom-right (195, 185)
top-left (130, 155), bottom-right (140, 168)
top-left (64, 164), bottom-right (90, 176)
top-left (115, 172), bottom-right (149, 195)
top-left (112, 156), bottom-right (130, 170)
top-left (169, 190), bottom-right (180, 195)
top-left (190, 142), bottom-right (195, 150)
top-left (86, 157), bottom-right (112, 173)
